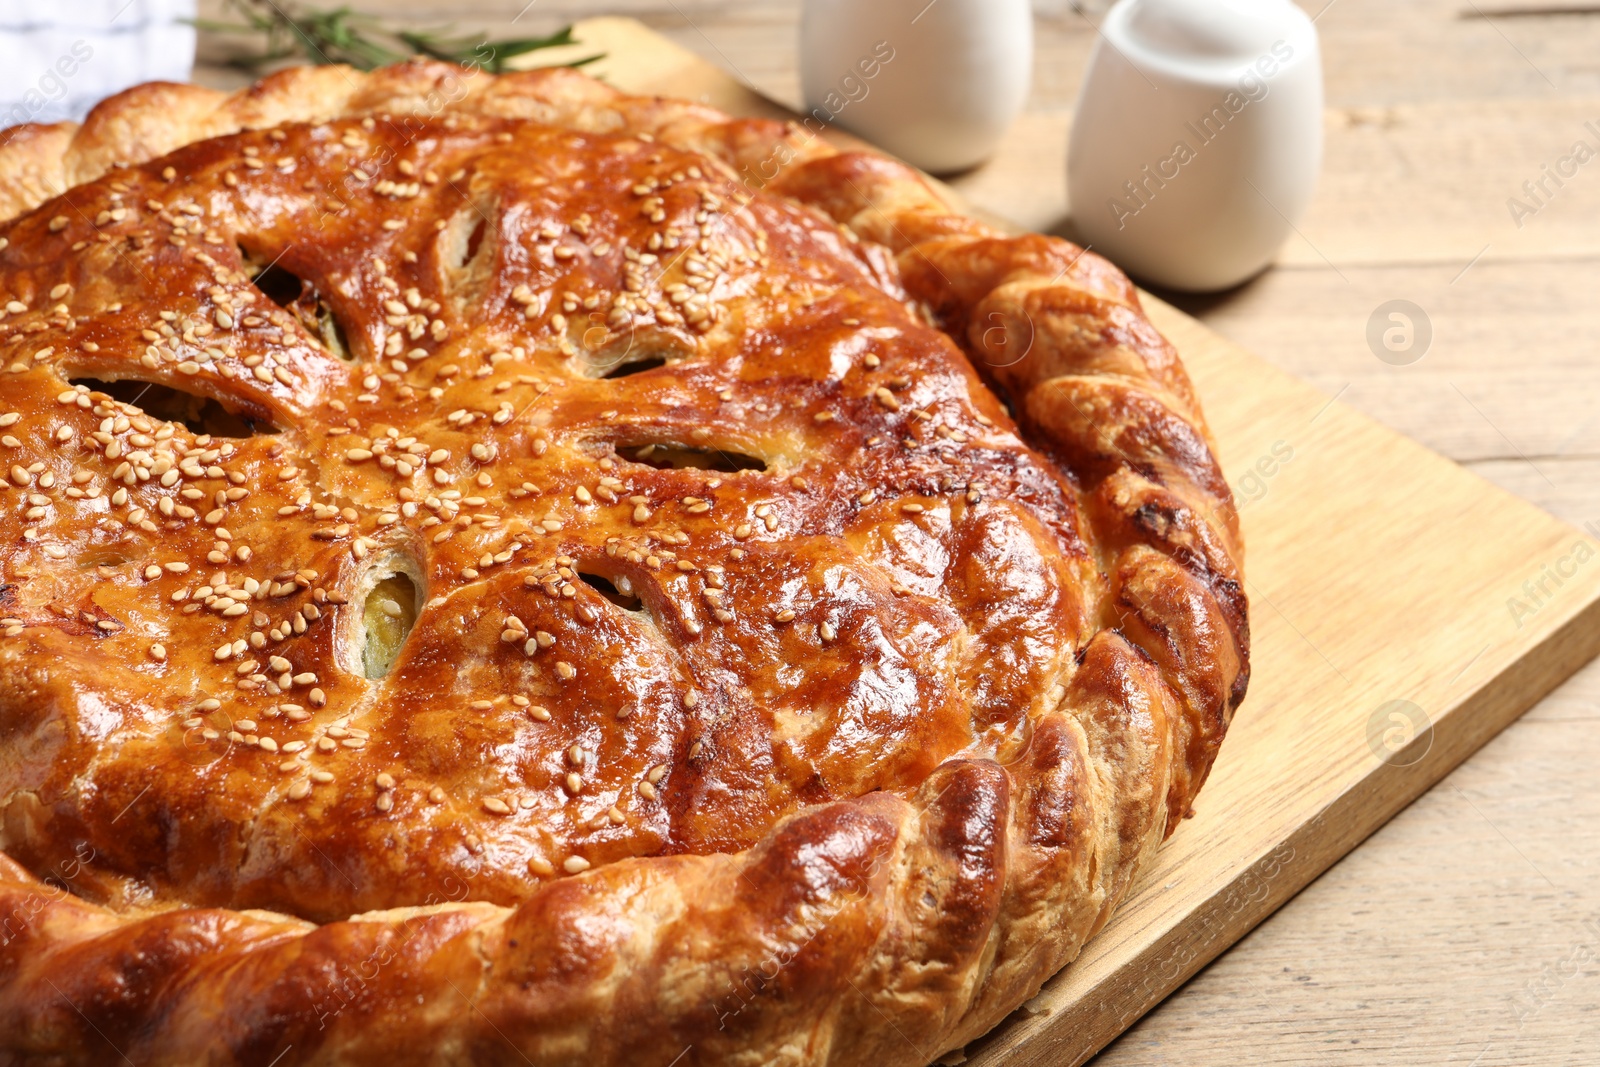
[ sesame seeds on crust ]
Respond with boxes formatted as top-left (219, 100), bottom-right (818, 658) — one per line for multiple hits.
top-left (1, 113), bottom-right (1092, 923)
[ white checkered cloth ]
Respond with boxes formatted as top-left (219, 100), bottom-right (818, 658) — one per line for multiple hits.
top-left (0, 0), bottom-right (196, 128)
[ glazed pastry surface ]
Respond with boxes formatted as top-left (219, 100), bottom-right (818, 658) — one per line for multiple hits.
top-left (0, 62), bottom-right (1247, 1066)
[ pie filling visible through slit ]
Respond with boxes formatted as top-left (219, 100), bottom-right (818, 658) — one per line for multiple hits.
top-left (0, 62), bottom-right (1247, 1067)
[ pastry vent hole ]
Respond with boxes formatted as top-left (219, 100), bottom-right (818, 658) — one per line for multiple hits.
top-left (250, 260), bottom-right (303, 308)
top-left (78, 550), bottom-right (132, 569)
top-left (315, 303), bottom-right (356, 362)
top-left (361, 573), bottom-right (420, 679)
top-left (441, 204), bottom-right (497, 311)
top-left (69, 378), bottom-right (277, 438)
top-left (461, 217), bottom-right (487, 267)
top-left (626, 442), bottom-right (766, 473)
top-left (578, 572), bottom-right (644, 613)
top-left (442, 208), bottom-right (494, 272)
top-left (241, 247), bottom-right (356, 362)
top-left (601, 355), bottom-right (667, 379)
top-left (581, 331), bottom-right (693, 379)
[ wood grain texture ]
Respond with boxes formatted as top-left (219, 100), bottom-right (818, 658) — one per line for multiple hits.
top-left (182, 3), bottom-right (1600, 1065)
top-left (1155, 259), bottom-right (1600, 463)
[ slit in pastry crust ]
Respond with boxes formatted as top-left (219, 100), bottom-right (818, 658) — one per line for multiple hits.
top-left (343, 551), bottom-right (426, 680)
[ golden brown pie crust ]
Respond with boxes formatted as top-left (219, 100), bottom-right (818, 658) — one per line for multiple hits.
top-left (0, 61), bottom-right (1247, 1065)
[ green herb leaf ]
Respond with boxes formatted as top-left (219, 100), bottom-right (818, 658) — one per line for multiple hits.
top-left (191, 0), bottom-right (602, 75)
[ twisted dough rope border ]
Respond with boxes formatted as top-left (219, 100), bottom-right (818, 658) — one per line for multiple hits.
top-left (0, 62), bottom-right (1247, 1066)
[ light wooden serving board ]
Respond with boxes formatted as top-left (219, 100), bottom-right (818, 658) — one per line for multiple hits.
top-left (532, 18), bottom-right (1600, 1066)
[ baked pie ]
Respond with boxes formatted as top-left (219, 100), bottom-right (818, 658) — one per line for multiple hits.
top-left (0, 61), bottom-right (1248, 1064)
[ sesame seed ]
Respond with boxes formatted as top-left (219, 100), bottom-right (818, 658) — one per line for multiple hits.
top-left (563, 856), bottom-right (590, 874)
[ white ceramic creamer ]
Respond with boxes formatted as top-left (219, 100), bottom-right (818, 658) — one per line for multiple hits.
top-left (799, 0), bottom-right (1033, 174)
top-left (1067, 0), bottom-right (1322, 291)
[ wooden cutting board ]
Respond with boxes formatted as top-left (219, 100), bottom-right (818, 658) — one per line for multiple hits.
top-left (529, 18), bottom-right (1600, 1066)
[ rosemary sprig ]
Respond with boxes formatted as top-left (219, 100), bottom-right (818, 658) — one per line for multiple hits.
top-left (191, 0), bottom-right (602, 74)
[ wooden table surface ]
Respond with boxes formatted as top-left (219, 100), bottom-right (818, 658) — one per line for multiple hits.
top-left (190, 3), bottom-right (1600, 1063)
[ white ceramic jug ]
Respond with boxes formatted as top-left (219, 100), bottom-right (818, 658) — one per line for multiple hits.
top-left (799, 0), bottom-right (1033, 174)
top-left (1067, 0), bottom-right (1323, 291)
